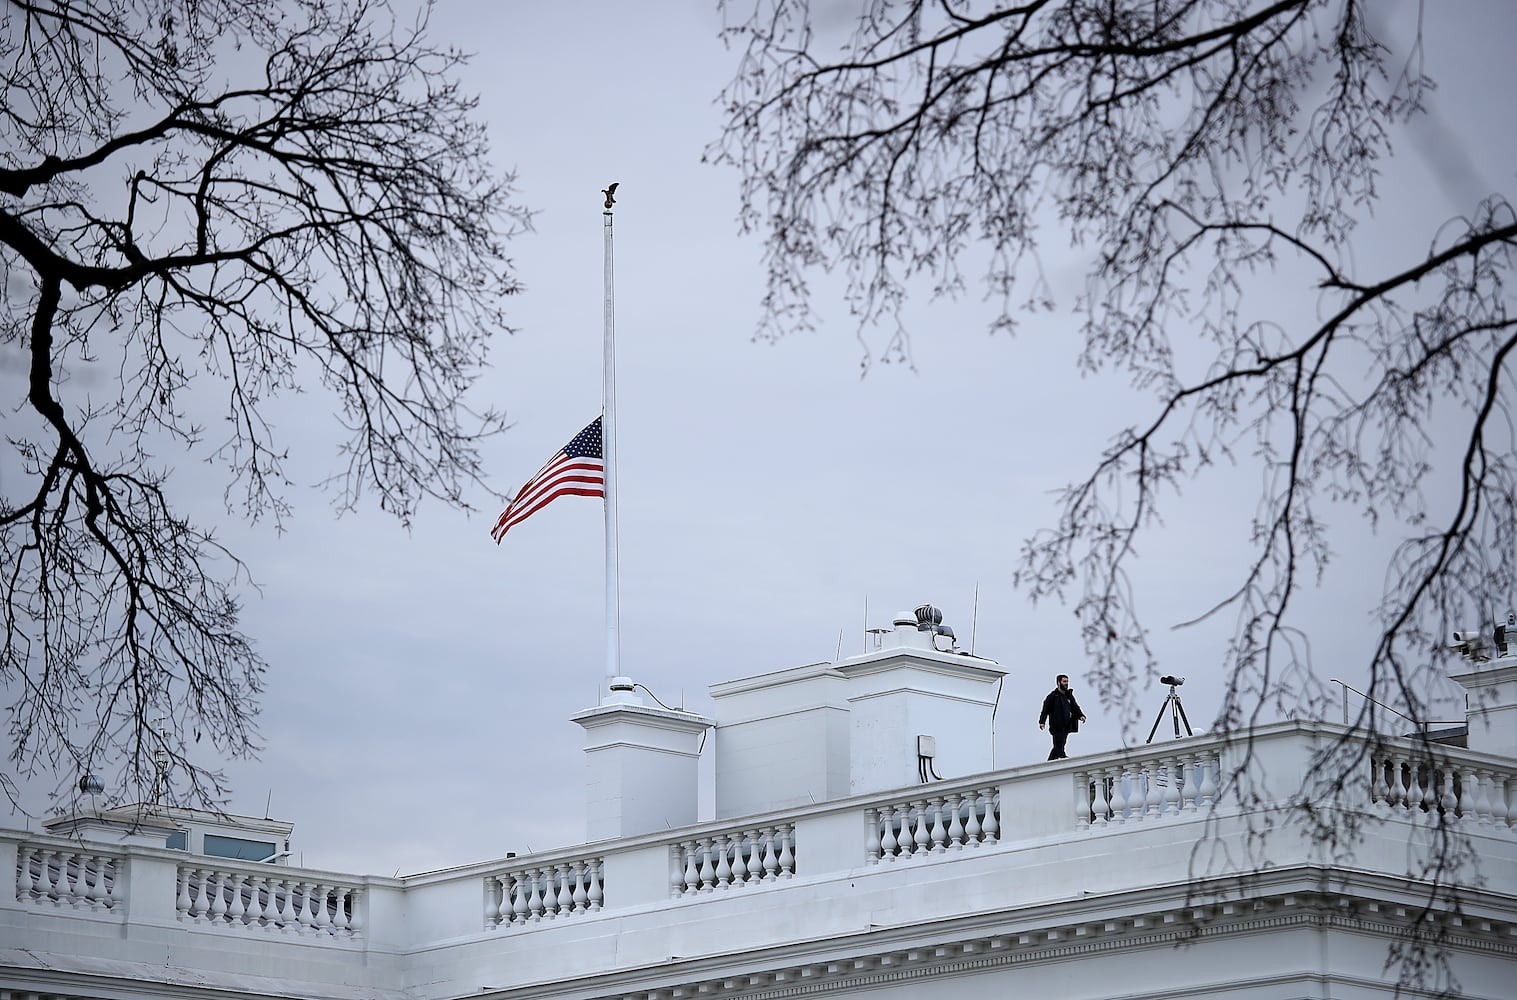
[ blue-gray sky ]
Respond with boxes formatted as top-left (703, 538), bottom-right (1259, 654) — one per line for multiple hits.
top-left (10, 0), bottom-right (1514, 875)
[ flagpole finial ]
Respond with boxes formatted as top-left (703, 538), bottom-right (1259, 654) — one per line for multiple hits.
top-left (602, 181), bottom-right (619, 213)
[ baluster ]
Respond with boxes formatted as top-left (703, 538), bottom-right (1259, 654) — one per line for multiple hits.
top-left (1088, 774), bottom-right (1108, 827)
top-left (58, 855), bottom-right (76, 910)
top-left (669, 847), bottom-right (686, 898)
top-left (298, 880), bottom-right (320, 934)
top-left (503, 874), bottom-right (527, 928)
top-left (176, 867), bottom-right (192, 920)
top-left (270, 877), bottom-right (291, 932)
top-left (982, 789), bottom-right (1000, 844)
top-left (866, 810), bottom-right (882, 863)
top-left (300, 880), bottom-right (320, 934)
top-left (79, 854), bottom-right (100, 909)
top-left (345, 888), bottom-right (363, 936)
top-left (1370, 751), bottom-right (1389, 810)
top-left (588, 860), bottom-right (604, 911)
top-left (571, 861), bottom-right (589, 912)
top-left (1198, 753), bottom-right (1219, 807)
top-left (669, 846), bottom-right (685, 898)
top-left (947, 793), bottom-right (966, 846)
top-left (911, 800), bottom-right (931, 855)
top-left (100, 856), bottom-right (118, 909)
top-left (699, 841), bottom-right (717, 891)
top-left (526, 870), bottom-right (546, 920)
top-left (205, 872), bottom-right (227, 923)
top-left (254, 874), bottom-right (274, 927)
top-left (715, 835), bottom-right (734, 887)
top-left (45, 849), bottom-right (63, 903)
top-left (916, 795), bottom-right (940, 855)
top-left (1440, 768), bottom-right (1459, 820)
top-left (248, 873), bottom-right (265, 926)
top-left (484, 875), bottom-right (502, 929)
top-left (1178, 753), bottom-right (1197, 812)
top-left (543, 868), bottom-right (562, 918)
top-left (549, 871), bottom-right (565, 920)
top-left (745, 830), bottom-right (764, 884)
top-left (555, 864), bottom-right (573, 915)
top-left (1075, 772), bottom-right (1091, 830)
top-left (762, 829), bottom-right (780, 879)
top-left (1108, 767), bottom-right (1128, 824)
top-left (964, 790), bottom-right (984, 844)
top-left (778, 823), bottom-right (795, 877)
top-left (1161, 758), bottom-right (1182, 816)
top-left (254, 875), bottom-right (275, 927)
top-left (1474, 769), bottom-right (1494, 826)
top-left (331, 886), bottom-right (351, 934)
top-left (228, 872), bottom-right (249, 924)
top-left (18, 847), bottom-right (39, 900)
top-left (313, 882), bottom-right (332, 933)
top-left (187, 869), bottom-right (208, 920)
top-left (681, 842), bottom-right (699, 896)
top-left (1388, 753), bottom-right (1408, 810)
top-left (1491, 772), bottom-right (1511, 829)
top-left (880, 806), bottom-right (901, 861)
top-left (1406, 759), bottom-right (1424, 815)
top-left (1149, 761), bottom-right (1167, 818)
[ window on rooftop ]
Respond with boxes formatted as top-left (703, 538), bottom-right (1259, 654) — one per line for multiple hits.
top-left (202, 834), bottom-right (277, 861)
top-left (165, 830), bottom-right (187, 851)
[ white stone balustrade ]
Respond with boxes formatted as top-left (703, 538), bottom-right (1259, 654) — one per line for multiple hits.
top-left (483, 855), bottom-right (604, 928)
top-left (177, 863), bottom-right (363, 936)
top-left (1075, 748), bottom-right (1222, 829)
top-left (669, 823), bottom-right (795, 895)
top-left (8, 719), bottom-right (1517, 1000)
top-left (1368, 747), bottom-right (1514, 826)
top-left (15, 842), bottom-right (120, 910)
top-left (865, 784), bottom-right (1000, 862)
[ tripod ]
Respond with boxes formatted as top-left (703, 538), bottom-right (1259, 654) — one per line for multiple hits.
top-left (1145, 681), bottom-right (1193, 744)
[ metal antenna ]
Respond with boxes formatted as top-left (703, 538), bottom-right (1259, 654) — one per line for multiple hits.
top-left (970, 582), bottom-right (980, 655)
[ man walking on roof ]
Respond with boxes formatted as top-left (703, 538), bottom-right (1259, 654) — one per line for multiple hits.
top-left (1039, 674), bottom-right (1087, 760)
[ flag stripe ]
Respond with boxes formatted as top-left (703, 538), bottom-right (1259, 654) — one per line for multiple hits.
top-left (491, 417), bottom-right (605, 543)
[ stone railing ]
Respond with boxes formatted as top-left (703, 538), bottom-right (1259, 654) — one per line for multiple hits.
top-left (484, 854), bottom-right (605, 928)
top-left (176, 862), bottom-right (364, 936)
top-left (1073, 748), bottom-right (1223, 828)
top-left (16, 841), bottom-right (122, 911)
top-left (14, 721), bottom-right (1516, 966)
top-left (1368, 743), bottom-right (1515, 827)
top-left (864, 784), bottom-right (1000, 862)
top-left (669, 822), bottom-right (796, 895)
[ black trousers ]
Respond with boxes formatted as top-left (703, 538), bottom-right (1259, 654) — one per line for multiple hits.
top-left (1047, 729), bottom-right (1070, 760)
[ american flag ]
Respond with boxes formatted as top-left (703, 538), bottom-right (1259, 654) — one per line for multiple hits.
top-left (490, 416), bottom-right (605, 543)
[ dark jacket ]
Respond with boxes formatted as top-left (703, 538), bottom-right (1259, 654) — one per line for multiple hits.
top-left (1039, 688), bottom-right (1083, 734)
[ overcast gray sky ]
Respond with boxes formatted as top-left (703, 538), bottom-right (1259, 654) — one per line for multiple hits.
top-left (10, 0), bottom-right (1515, 876)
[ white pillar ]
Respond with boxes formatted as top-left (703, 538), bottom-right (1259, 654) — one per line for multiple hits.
top-left (571, 689), bottom-right (712, 842)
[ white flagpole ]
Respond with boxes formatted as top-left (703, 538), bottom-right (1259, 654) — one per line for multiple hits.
top-left (602, 184), bottom-right (624, 691)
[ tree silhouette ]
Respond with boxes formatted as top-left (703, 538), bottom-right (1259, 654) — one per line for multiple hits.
top-left (1, 0), bottom-right (528, 810)
top-left (713, 2), bottom-right (1515, 991)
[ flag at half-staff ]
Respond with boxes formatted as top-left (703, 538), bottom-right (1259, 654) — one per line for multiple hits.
top-left (490, 416), bottom-right (605, 542)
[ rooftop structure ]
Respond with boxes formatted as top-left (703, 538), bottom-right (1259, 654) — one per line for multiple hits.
top-left (4, 606), bottom-right (1516, 1000)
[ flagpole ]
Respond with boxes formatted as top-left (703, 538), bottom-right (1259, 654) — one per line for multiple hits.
top-left (602, 184), bottom-right (625, 693)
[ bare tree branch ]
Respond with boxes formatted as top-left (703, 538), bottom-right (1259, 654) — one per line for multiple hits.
top-left (1, 0), bottom-right (530, 812)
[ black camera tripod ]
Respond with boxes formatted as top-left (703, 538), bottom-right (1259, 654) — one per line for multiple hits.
top-left (1145, 679), bottom-right (1194, 744)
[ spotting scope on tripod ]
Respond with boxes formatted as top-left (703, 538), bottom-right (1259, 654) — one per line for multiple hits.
top-left (1145, 675), bottom-right (1193, 744)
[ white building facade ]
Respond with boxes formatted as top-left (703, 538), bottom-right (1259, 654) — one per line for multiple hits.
top-left (4, 609), bottom-right (1517, 1000)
